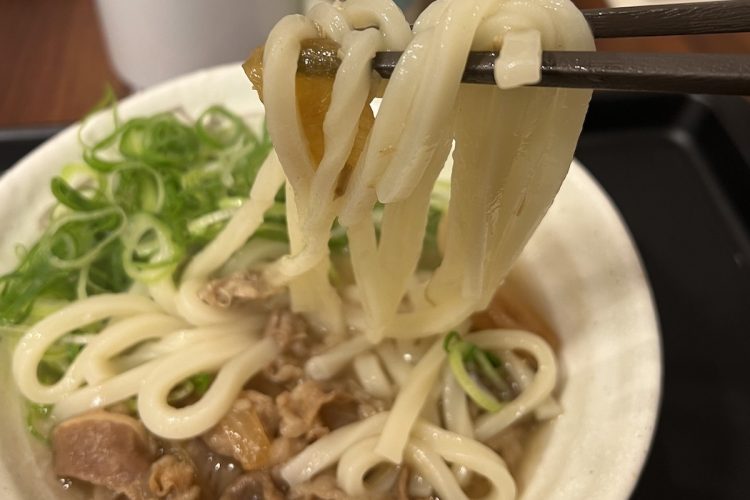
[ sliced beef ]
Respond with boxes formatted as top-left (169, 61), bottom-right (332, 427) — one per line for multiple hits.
top-left (264, 310), bottom-right (309, 359)
top-left (268, 437), bottom-right (306, 468)
top-left (264, 363), bottom-right (304, 386)
top-left (148, 453), bottom-right (200, 500)
top-left (52, 411), bottom-right (156, 500)
top-left (323, 377), bottom-right (388, 422)
top-left (276, 380), bottom-right (337, 440)
top-left (179, 439), bottom-right (243, 498)
top-left (199, 271), bottom-right (280, 308)
top-left (219, 471), bottom-right (284, 500)
top-left (288, 472), bottom-right (348, 500)
top-left (242, 390), bottom-right (281, 436)
top-left (259, 311), bottom-right (310, 389)
top-left (202, 392), bottom-right (274, 471)
top-left (316, 393), bottom-right (360, 431)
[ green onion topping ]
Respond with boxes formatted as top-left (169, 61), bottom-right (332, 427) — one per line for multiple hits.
top-left (444, 331), bottom-right (505, 413)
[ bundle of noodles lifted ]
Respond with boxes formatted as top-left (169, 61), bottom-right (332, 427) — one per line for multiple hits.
top-left (7, 0), bottom-right (594, 498)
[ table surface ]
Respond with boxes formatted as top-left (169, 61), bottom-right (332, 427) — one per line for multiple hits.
top-left (0, 0), bottom-right (748, 127)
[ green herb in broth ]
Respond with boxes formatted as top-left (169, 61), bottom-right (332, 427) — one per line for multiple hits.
top-left (443, 331), bottom-right (514, 413)
top-left (1, 95), bottom-right (450, 442)
top-left (0, 102), bottom-right (273, 328)
top-left (1, 99), bottom-right (275, 439)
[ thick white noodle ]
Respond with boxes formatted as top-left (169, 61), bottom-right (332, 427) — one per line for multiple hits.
top-left (175, 278), bottom-right (257, 326)
top-left (336, 436), bottom-right (395, 497)
top-left (13, 294), bottom-right (159, 404)
top-left (467, 330), bottom-right (557, 440)
top-left (262, 0), bottom-right (593, 343)
top-left (375, 338), bottom-right (445, 462)
top-left (502, 348), bottom-right (562, 420)
top-left (442, 367), bottom-right (475, 485)
top-left (281, 412), bottom-right (390, 486)
top-left (405, 439), bottom-right (467, 500)
top-left (147, 278), bottom-right (180, 316)
top-left (53, 357), bottom-right (164, 420)
top-left (299, 413), bottom-right (516, 499)
top-left (353, 352), bottom-right (393, 399)
top-left (262, 16), bottom-right (319, 202)
top-left (494, 29), bottom-right (542, 88)
top-left (305, 336), bottom-right (372, 380)
top-left (411, 422), bottom-right (517, 499)
top-left (219, 239), bottom-right (289, 276)
top-left (115, 321), bottom-right (262, 370)
top-left (77, 313), bottom-right (187, 385)
top-left (376, 341), bottom-right (413, 387)
top-left (308, 1), bottom-right (351, 44)
top-left (183, 150), bottom-right (286, 280)
top-left (281, 182), bottom-right (344, 334)
top-left (138, 336), bottom-right (277, 439)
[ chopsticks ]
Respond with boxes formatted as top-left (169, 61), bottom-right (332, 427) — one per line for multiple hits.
top-left (373, 51), bottom-right (750, 95)
top-left (366, 1), bottom-right (750, 95)
top-left (583, 0), bottom-right (750, 38)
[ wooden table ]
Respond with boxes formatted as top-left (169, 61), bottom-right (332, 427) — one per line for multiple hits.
top-left (0, 0), bottom-right (748, 127)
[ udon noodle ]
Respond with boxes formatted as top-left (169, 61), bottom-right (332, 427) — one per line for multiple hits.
top-left (9, 0), bottom-right (593, 498)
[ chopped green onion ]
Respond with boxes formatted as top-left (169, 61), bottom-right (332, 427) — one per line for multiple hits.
top-left (121, 213), bottom-right (182, 283)
top-left (444, 331), bottom-right (504, 413)
top-left (190, 372), bottom-right (215, 396)
top-left (196, 105), bottom-right (255, 148)
top-left (106, 163), bottom-right (165, 213)
top-left (168, 372), bottom-right (215, 405)
top-left (119, 114), bottom-right (199, 168)
top-left (26, 403), bottom-right (53, 443)
top-left (51, 177), bottom-right (106, 212)
top-left (45, 207), bottom-right (126, 270)
top-left (474, 348), bottom-right (511, 394)
top-left (187, 208), bottom-right (239, 236)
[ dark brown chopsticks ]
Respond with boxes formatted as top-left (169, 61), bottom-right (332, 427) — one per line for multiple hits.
top-left (583, 0), bottom-right (750, 38)
top-left (369, 1), bottom-right (750, 95)
top-left (373, 51), bottom-right (750, 95)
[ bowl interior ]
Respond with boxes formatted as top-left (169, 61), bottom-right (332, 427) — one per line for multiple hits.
top-left (0, 64), bottom-right (661, 500)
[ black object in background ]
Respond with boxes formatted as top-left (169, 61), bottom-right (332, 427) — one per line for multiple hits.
top-left (577, 93), bottom-right (750, 500)
top-left (1, 94), bottom-right (750, 499)
top-left (0, 126), bottom-right (65, 173)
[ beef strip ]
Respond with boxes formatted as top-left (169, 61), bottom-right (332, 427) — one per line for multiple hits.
top-left (52, 411), bottom-right (157, 500)
top-left (264, 310), bottom-right (310, 359)
top-left (148, 453), bottom-right (200, 500)
top-left (178, 439), bottom-right (243, 498)
top-left (288, 472), bottom-right (348, 500)
top-left (261, 310), bottom-right (311, 388)
top-left (264, 363), bottom-right (305, 386)
top-left (199, 271), bottom-right (281, 308)
top-left (202, 392), bottom-right (274, 471)
top-left (267, 437), bottom-right (307, 468)
top-left (242, 390), bottom-right (281, 436)
top-left (323, 377), bottom-right (389, 421)
top-left (219, 471), bottom-right (284, 500)
top-left (276, 380), bottom-right (337, 440)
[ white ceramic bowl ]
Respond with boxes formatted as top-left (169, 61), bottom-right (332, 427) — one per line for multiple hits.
top-left (0, 64), bottom-right (661, 499)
